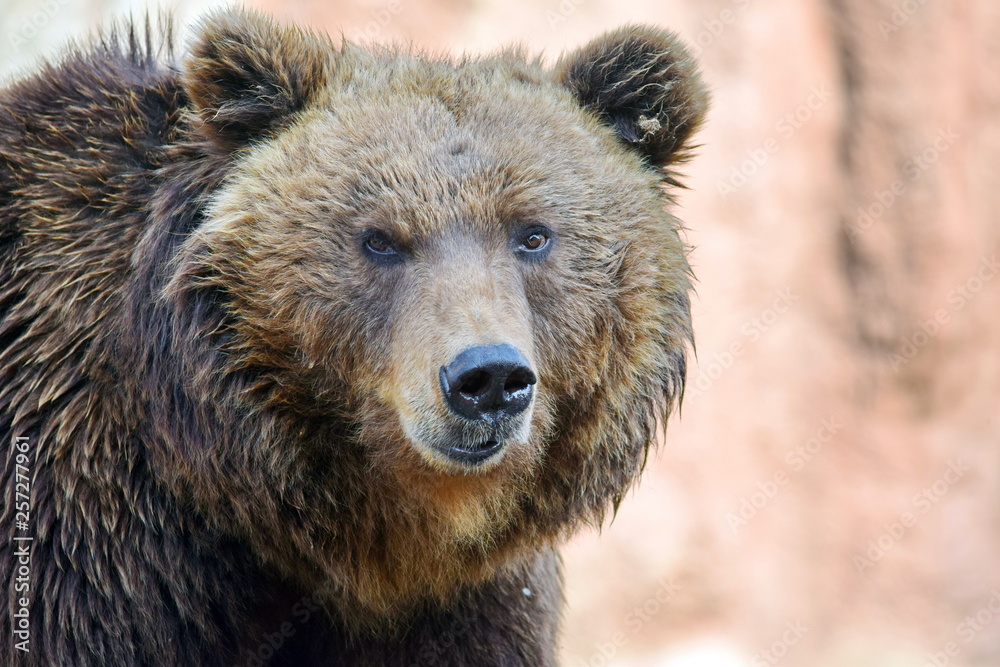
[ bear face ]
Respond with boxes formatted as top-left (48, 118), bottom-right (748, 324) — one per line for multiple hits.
top-left (160, 10), bottom-right (707, 620)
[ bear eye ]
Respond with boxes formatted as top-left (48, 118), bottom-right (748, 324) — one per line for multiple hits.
top-left (522, 233), bottom-right (548, 251)
top-left (514, 226), bottom-right (553, 260)
top-left (362, 230), bottom-right (402, 264)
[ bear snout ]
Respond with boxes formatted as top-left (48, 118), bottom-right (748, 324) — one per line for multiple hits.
top-left (438, 343), bottom-right (537, 422)
top-left (410, 342), bottom-right (538, 466)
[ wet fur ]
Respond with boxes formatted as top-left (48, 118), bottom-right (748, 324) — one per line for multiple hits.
top-left (0, 10), bottom-right (707, 666)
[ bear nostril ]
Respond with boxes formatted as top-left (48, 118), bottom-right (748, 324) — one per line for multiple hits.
top-left (503, 368), bottom-right (536, 395)
top-left (440, 344), bottom-right (536, 421)
top-left (458, 370), bottom-right (491, 397)
top-left (505, 380), bottom-right (527, 393)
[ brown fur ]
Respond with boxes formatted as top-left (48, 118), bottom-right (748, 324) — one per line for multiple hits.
top-left (0, 10), bottom-right (707, 666)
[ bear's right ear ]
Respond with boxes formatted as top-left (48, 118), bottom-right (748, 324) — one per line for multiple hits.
top-left (182, 10), bottom-right (333, 150)
top-left (554, 26), bottom-right (709, 176)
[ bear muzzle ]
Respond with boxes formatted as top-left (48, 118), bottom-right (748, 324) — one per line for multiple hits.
top-left (439, 344), bottom-right (536, 420)
top-left (435, 343), bottom-right (537, 465)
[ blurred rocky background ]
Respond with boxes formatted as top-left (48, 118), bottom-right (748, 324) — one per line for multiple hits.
top-left (3, 1), bottom-right (998, 665)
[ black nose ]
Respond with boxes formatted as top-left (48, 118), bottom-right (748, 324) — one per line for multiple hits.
top-left (439, 344), bottom-right (536, 421)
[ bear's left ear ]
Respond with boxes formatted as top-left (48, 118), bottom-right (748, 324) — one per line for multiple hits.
top-left (555, 26), bottom-right (709, 174)
top-left (182, 9), bottom-right (334, 150)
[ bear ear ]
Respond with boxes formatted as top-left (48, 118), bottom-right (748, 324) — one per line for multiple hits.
top-left (555, 26), bottom-right (709, 174)
top-left (182, 9), bottom-right (334, 150)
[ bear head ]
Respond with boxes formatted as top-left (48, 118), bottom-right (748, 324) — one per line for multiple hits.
top-left (164, 9), bottom-right (707, 620)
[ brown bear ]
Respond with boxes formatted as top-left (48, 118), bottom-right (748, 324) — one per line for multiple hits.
top-left (0, 9), bottom-right (707, 666)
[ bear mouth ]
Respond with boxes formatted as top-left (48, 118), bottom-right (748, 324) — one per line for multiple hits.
top-left (441, 438), bottom-right (504, 465)
top-left (400, 409), bottom-right (531, 470)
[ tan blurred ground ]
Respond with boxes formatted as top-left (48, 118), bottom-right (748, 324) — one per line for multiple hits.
top-left (3, 1), bottom-right (999, 665)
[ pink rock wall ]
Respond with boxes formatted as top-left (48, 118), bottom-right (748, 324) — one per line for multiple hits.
top-left (6, 1), bottom-right (998, 664)
top-left (189, 1), bottom-right (1000, 664)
